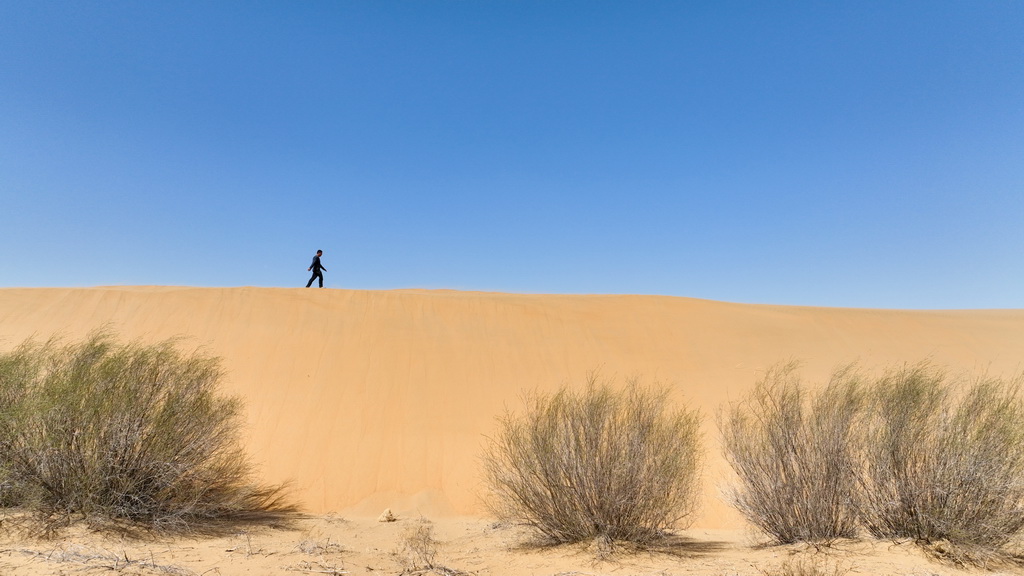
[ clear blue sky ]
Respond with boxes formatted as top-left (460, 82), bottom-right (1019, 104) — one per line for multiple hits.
top-left (2, 1), bottom-right (1022, 309)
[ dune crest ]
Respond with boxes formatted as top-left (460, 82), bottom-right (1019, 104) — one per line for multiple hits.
top-left (1, 286), bottom-right (1021, 527)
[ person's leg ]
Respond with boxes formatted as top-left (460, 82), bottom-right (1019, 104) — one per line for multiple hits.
top-left (306, 272), bottom-right (317, 287)
top-left (317, 271), bottom-right (324, 288)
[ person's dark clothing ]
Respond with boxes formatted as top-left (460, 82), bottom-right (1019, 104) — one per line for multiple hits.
top-left (306, 255), bottom-right (326, 288)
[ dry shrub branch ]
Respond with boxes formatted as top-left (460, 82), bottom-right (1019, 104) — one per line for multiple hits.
top-left (0, 330), bottom-right (295, 532)
top-left (483, 374), bottom-right (703, 545)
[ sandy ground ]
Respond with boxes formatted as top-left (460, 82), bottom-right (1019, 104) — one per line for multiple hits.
top-left (1, 287), bottom-right (1022, 529)
top-left (1, 514), bottom-right (1019, 576)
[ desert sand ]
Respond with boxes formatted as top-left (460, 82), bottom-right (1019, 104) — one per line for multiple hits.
top-left (1, 286), bottom-right (1023, 575)
top-left (2, 514), bottom-right (1016, 576)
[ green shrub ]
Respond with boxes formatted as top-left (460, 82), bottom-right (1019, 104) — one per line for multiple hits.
top-left (483, 374), bottom-right (703, 545)
top-left (860, 362), bottom-right (1024, 555)
top-left (0, 340), bottom-right (45, 507)
top-left (0, 331), bottom-right (294, 532)
top-left (719, 362), bottom-right (865, 544)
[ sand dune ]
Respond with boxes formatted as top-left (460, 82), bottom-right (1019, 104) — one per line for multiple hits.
top-left (1, 286), bottom-right (1022, 528)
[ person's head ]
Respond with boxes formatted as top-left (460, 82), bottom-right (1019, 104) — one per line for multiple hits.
top-left (316, 250), bottom-right (323, 256)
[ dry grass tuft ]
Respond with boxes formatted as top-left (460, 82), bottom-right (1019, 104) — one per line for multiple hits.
top-left (398, 520), bottom-right (439, 571)
top-left (14, 544), bottom-right (196, 575)
top-left (757, 557), bottom-right (852, 576)
top-left (395, 519), bottom-right (467, 575)
top-left (483, 373), bottom-right (703, 546)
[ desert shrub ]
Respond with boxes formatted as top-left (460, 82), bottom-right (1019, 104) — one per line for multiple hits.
top-left (719, 362), bottom-right (865, 544)
top-left (860, 362), bottom-right (1024, 555)
top-left (0, 340), bottom-right (45, 507)
top-left (0, 330), bottom-right (294, 531)
top-left (483, 374), bottom-right (703, 545)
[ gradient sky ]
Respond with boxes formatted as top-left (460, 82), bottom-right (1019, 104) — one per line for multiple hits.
top-left (2, 1), bottom-right (1022, 309)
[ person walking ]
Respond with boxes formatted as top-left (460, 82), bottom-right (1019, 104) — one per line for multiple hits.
top-left (306, 249), bottom-right (327, 288)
